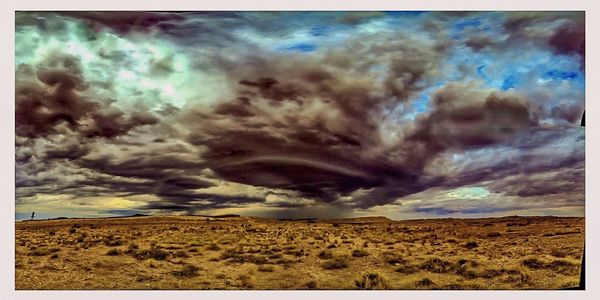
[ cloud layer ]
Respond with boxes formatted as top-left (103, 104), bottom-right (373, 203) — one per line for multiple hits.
top-left (15, 11), bottom-right (585, 219)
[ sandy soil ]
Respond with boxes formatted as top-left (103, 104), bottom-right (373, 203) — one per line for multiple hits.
top-left (15, 215), bottom-right (584, 290)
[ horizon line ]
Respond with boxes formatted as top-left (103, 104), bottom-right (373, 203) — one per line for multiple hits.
top-left (14, 212), bottom-right (585, 223)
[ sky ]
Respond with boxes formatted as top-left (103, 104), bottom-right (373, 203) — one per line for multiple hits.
top-left (15, 11), bottom-right (585, 220)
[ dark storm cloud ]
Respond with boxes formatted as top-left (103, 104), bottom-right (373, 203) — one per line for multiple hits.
top-left (15, 55), bottom-right (159, 139)
top-left (502, 12), bottom-right (585, 69)
top-left (28, 140), bottom-right (233, 210)
top-left (63, 11), bottom-right (248, 50)
top-left (214, 98), bottom-right (255, 118)
top-left (58, 12), bottom-right (362, 49)
top-left (402, 83), bottom-right (583, 205)
top-left (45, 141), bottom-right (92, 161)
top-left (502, 11), bottom-right (583, 34)
top-left (15, 11), bottom-right (585, 217)
top-left (549, 20), bottom-right (585, 70)
top-left (144, 193), bottom-right (265, 211)
top-left (549, 21), bottom-right (585, 56)
top-left (15, 149), bottom-right (33, 164)
top-left (16, 68), bottom-right (91, 138)
top-left (77, 149), bottom-right (204, 181)
top-left (14, 49), bottom-right (171, 208)
top-left (337, 11), bottom-right (386, 25)
top-left (16, 155), bottom-right (158, 199)
top-left (238, 77), bottom-right (304, 103)
top-left (551, 104), bottom-right (585, 124)
top-left (16, 153), bottom-right (217, 205)
top-left (187, 124), bottom-right (389, 204)
top-left (487, 167), bottom-right (584, 198)
top-left (80, 110), bottom-right (159, 139)
top-left (179, 35), bottom-right (447, 208)
top-left (177, 29), bottom-right (579, 210)
top-left (47, 178), bottom-right (155, 199)
top-left (60, 11), bottom-right (186, 35)
top-left (407, 82), bottom-right (537, 152)
top-left (163, 177), bottom-right (214, 189)
top-left (441, 134), bottom-right (584, 191)
top-left (465, 36), bottom-right (495, 51)
top-left (509, 126), bottom-right (575, 150)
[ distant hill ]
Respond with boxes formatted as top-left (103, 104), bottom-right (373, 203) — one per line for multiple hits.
top-left (322, 216), bottom-right (393, 224)
top-left (18, 214), bottom-right (582, 223)
top-left (194, 214), bottom-right (241, 218)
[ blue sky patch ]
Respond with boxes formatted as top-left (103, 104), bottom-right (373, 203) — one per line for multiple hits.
top-left (454, 19), bottom-right (483, 31)
top-left (544, 70), bottom-right (579, 81)
top-left (501, 75), bottom-right (517, 90)
top-left (412, 95), bottom-right (430, 113)
top-left (279, 43), bottom-right (317, 52)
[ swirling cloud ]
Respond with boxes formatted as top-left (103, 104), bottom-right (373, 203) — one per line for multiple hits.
top-left (15, 11), bottom-right (584, 219)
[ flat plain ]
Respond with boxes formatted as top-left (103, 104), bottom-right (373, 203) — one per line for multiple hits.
top-left (15, 215), bottom-right (584, 290)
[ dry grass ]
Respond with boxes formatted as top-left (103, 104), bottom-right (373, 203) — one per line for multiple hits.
top-left (15, 215), bottom-right (584, 290)
top-left (351, 249), bottom-right (369, 257)
top-left (321, 256), bottom-right (350, 269)
top-left (172, 264), bottom-right (200, 278)
top-left (355, 273), bottom-right (389, 290)
top-left (257, 265), bottom-right (275, 272)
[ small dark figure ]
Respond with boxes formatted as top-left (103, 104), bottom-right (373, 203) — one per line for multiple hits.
top-left (30, 212), bottom-right (35, 221)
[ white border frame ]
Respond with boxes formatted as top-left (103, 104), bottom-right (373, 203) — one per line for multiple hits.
top-left (1, 1), bottom-right (597, 299)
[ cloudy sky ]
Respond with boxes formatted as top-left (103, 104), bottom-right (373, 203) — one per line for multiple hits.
top-left (15, 11), bottom-right (585, 220)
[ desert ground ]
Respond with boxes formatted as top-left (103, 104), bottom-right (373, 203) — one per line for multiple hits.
top-left (15, 215), bottom-right (584, 290)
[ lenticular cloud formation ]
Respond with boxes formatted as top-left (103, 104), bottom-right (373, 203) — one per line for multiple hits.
top-left (15, 11), bottom-right (585, 220)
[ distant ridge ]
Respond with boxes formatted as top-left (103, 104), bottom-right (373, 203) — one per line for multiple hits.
top-left (194, 214), bottom-right (241, 218)
top-left (322, 216), bottom-right (393, 224)
top-left (17, 214), bottom-right (582, 222)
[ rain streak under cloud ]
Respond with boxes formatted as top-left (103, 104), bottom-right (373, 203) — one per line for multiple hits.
top-left (15, 11), bottom-right (585, 220)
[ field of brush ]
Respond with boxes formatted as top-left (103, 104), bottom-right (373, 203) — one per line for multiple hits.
top-left (15, 215), bottom-right (584, 290)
